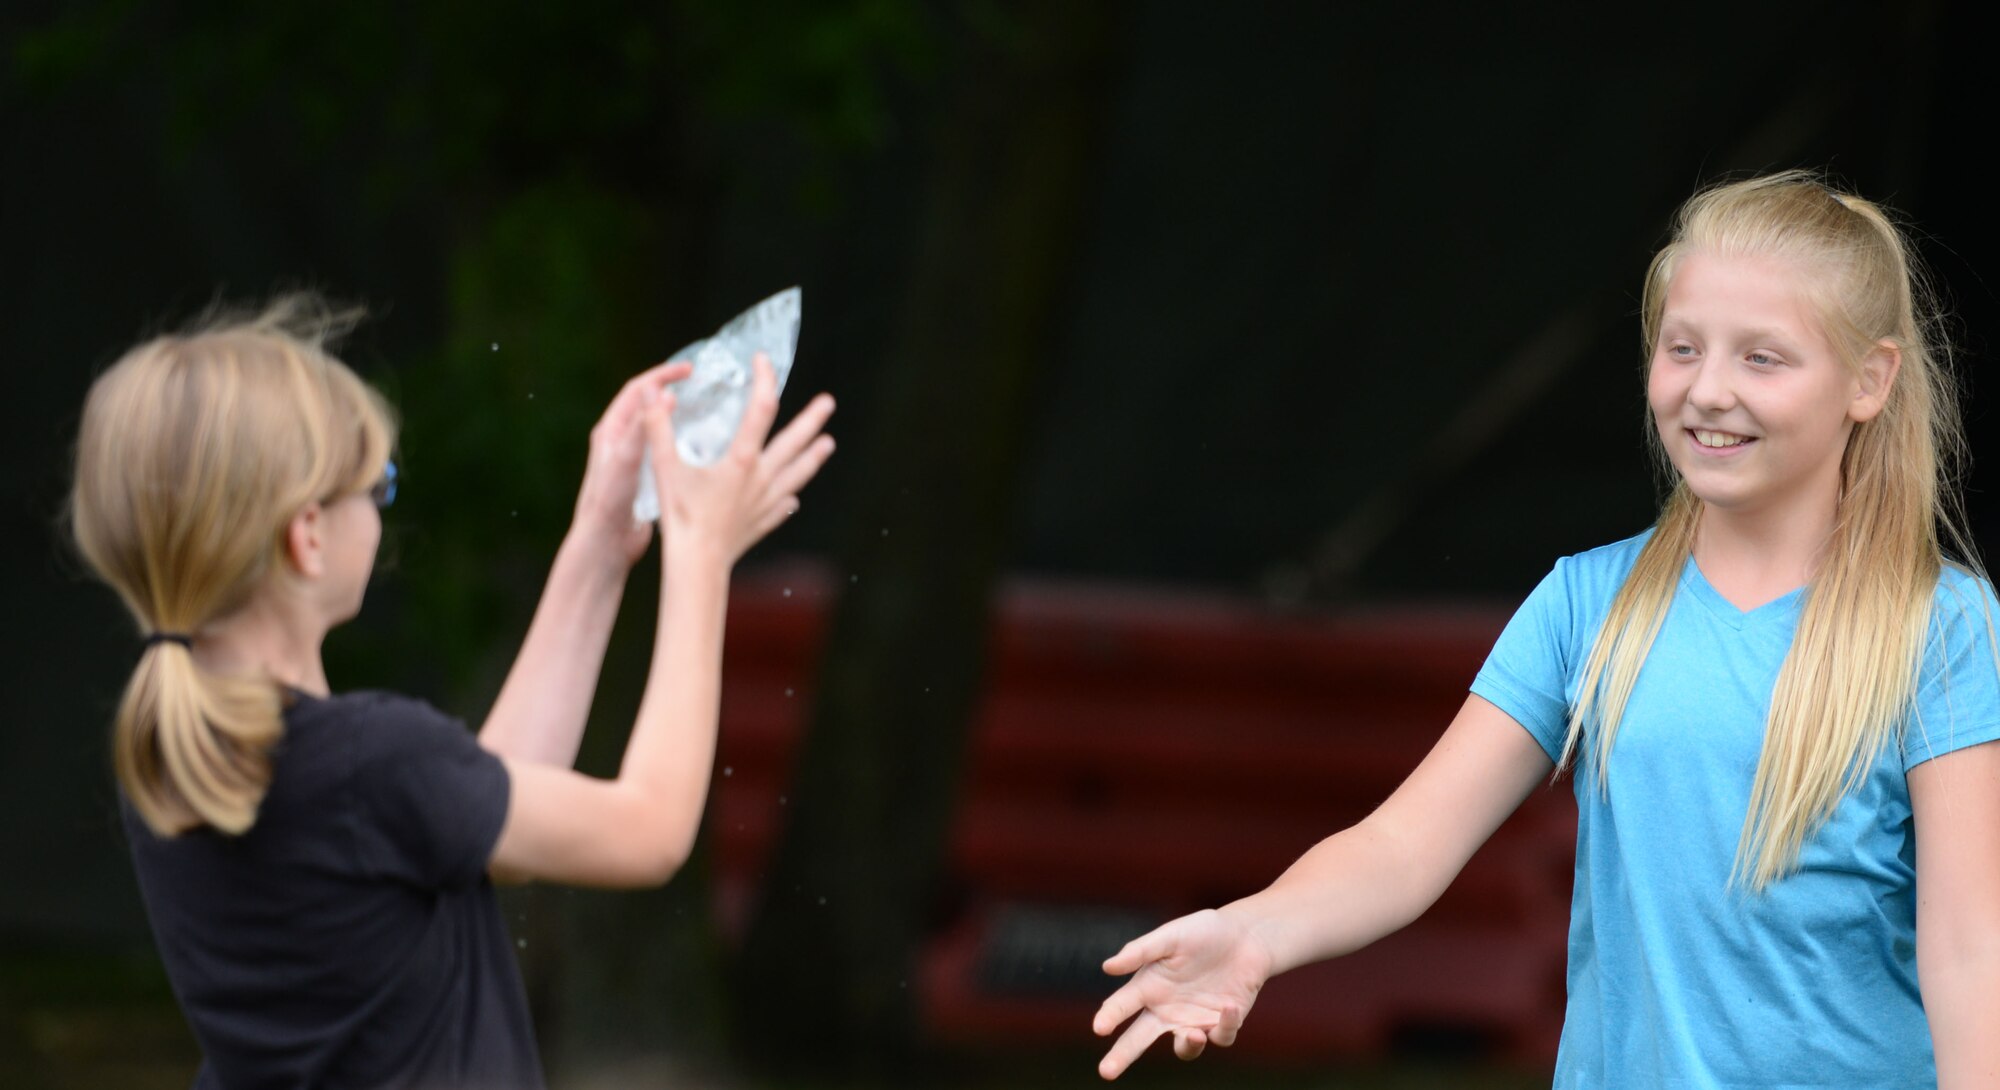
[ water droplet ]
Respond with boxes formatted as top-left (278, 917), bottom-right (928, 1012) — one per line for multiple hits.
top-left (491, 342), bottom-right (499, 352)
top-left (510, 510), bottom-right (518, 518)
top-left (850, 574), bottom-right (860, 584)
top-left (782, 587), bottom-right (793, 597)
top-left (881, 528), bottom-right (889, 537)
top-left (817, 896), bottom-right (827, 906)
top-left (778, 795), bottom-right (788, 806)
top-left (722, 765), bottom-right (733, 777)
top-left (784, 687), bottom-right (794, 697)
top-left (517, 938), bottom-right (527, 949)
top-left (899, 980), bottom-right (908, 989)
top-left (527, 392), bottom-right (535, 400)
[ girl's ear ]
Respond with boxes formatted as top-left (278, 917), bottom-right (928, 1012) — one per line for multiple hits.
top-left (284, 502), bottom-right (326, 579)
top-left (1850, 340), bottom-right (1902, 423)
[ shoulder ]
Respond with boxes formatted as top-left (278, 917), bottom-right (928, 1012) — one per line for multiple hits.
top-left (1919, 564), bottom-right (2000, 669)
top-left (1905, 564), bottom-right (2000, 768)
top-left (1526, 528), bottom-right (1655, 610)
top-left (1560, 529), bottom-right (1653, 581)
top-left (286, 690), bottom-right (477, 766)
top-left (1931, 563), bottom-right (2000, 623)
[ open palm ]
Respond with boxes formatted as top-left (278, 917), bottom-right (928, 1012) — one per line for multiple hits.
top-left (1092, 908), bottom-right (1275, 1080)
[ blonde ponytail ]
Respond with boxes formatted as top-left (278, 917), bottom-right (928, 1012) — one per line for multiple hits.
top-left (115, 642), bottom-right (283, 834)
top-left (70, 295), bottom-right (396, 837)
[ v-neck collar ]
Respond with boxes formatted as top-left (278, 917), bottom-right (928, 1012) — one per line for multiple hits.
top-left (1679, 556), bottom-right (1807, 631)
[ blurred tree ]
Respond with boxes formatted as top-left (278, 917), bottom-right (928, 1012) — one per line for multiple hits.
top-left (729, 1), bottom-right (1120, 1075)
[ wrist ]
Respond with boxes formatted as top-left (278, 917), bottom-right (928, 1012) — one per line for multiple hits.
top-left (660, 530), bottom-right (734, 577)
top-left (1217, 899), bottom-right (1287, 979)
top-left (556, 529), bottom-right (635, 588)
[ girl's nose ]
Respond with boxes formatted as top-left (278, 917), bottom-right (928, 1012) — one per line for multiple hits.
top-left (1687, 357), bottom-right (1736, 412)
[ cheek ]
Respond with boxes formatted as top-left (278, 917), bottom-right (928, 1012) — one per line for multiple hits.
top-left (1645, 362), bottom-right (1679, 421)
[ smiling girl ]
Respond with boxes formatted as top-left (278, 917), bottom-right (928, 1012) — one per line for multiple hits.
top-left (67, 297), bottom-right (834, 1088)
top-left (1092, 172), bottom-right (2000, 1087)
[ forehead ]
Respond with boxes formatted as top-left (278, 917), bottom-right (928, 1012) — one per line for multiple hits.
top-left (1662, 250), bottom-right (1826, 346)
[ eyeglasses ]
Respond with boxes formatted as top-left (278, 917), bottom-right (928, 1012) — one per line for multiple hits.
top-left (370, 459), bottom-right (398, 508)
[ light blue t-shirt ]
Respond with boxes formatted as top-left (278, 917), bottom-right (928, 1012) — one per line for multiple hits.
top-left (1471, 532), bottom-right (2000, 1089)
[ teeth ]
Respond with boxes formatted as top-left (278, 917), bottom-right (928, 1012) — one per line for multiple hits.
top-left (1694, 429), bottom-right (1750, 448)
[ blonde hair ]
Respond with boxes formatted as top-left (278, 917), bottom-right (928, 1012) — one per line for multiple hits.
top-left (68, 295), bottom-right (397, 837)
top-left (1561, 171), bottom-right (1975, 890)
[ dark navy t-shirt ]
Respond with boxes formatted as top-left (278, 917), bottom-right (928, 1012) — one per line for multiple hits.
top-left (123, 690), bottom-right (544, 1089)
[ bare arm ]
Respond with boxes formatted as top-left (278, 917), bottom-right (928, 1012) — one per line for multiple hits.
top-left (1911, 738), bottom-right (2000, 1090)
top-left (1093, 692), bottom-right (1554, 1078)
top-left (487, 356), bottom-right (835, 888)
top-left (491, 540), bottom-right (732, 886)
top-left (1236, 692), bottom-right (1555, 971)
top-left (477, 361), bottom-right (687, 768)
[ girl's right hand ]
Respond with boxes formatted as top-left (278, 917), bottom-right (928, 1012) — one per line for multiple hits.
top-left (641, 352), bottom-right (835, 565)
top-left (1091, 908), bottom-right (1275, 1080)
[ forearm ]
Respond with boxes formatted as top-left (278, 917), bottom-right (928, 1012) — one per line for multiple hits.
top-left (1923, 944), bottom-right (2000, 1088)
top-left (478, 532), bottom-right (629, 766)
top-left (612, 540), bottom-right (732, 862)
top-left (1224, 817), bottom-right (1445, 976)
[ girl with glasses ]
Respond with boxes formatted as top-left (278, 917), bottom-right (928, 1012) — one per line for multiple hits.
top-left (67, 295), bottom-right (834, 1089)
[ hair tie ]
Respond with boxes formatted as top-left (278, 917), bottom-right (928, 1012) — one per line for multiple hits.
top-left (145, 632), bottom-right (194, 649)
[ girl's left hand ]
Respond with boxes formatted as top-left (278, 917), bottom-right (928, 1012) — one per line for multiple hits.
top-left (570, 360), bottom-right (693, 568)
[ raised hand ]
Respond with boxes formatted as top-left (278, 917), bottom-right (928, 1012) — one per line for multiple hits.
top-left (1092, 908), bottom-right (1275, 1080)
top-left (571, 360), bottom-right (693, 568)
top-left (643, 352), bottom-right (834, 565)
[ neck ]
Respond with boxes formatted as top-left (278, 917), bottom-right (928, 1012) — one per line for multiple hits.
top-left (191, 594), bottom-right (332, 697)
top-left (1692, 486), bottom-right (1840, 606)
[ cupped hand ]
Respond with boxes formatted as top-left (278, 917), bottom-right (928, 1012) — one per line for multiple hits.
top-left (642, 352), bottom-right (835, 565)
top-left (1092, 908), bottom-right (1274, 1080)
top-left (571, 360), bottom-right (694, 568)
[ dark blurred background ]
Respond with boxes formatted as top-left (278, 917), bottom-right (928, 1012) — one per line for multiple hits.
top-left (5, 1), bottom-right (1996, 1087)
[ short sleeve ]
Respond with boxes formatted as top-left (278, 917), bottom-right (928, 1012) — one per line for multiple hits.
top-left (346, 693), bottom-right (511, 889)
top-left (1902, 571), bottom-right (2000, 771)
top-left (1471, 558), bottom-right (1576, 762)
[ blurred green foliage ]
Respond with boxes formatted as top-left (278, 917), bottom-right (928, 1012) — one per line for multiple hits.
top-left (10, 0), bottom-right (936, 707)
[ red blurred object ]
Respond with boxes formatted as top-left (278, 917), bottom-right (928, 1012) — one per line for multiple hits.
top-left (710, 563), bottom-right (1572, 1067)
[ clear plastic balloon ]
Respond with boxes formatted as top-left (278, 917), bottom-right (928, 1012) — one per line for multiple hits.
top-left (634, 287), bottom-right (801, 522)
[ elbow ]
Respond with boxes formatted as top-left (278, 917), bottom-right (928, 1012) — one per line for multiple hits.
top-left (615, 801), bottom-right (696, 888)
top-left (628, 840), bottom-right (692, 888)
top-left (591, 781), bottom-right (701, 888)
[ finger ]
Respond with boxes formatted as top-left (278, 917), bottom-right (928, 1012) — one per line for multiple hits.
top-left (1102, 926), bottom-right (1176, 977)
top-left (728, 353), bottom-right (781, 461)
top-left (602, 360), bottom-right (694, 437)
top-left (1210, 1002), bottom-right (1245, 1048)
top-left (643, 391), bottom-right (681, 472)
top-left (749, 495), bottom-right (801, 541)
top-left (763, 434), bottom-right (835, 503)
top-left (1097, 1012), bottom-right (1170, 1081)
top-left (609, 399), bottom-right (650, 467)
top-left (1173, 1027), bottom-right (1208, 1061)
top-left (758, 392), bottom-right (835, 471)
top-left (1092, 978), bottom-right (1150, 1037)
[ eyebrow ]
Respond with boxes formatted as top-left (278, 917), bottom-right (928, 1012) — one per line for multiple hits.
top-left (1658, 317), bottom-right (1808, 353)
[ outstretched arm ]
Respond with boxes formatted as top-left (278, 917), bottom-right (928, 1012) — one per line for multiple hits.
top-left (477, 361), bottom-right (689, 768)
top-left (1911, 738), bottom-right (2000, 1090)
top-left (1093, 692), bottom-right (1553, 1079)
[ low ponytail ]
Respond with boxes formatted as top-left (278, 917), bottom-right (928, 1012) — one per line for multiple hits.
top-left (71, 295), bottom-right (395, 837)
top-left (115, 641), bottom-right (283, 835)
